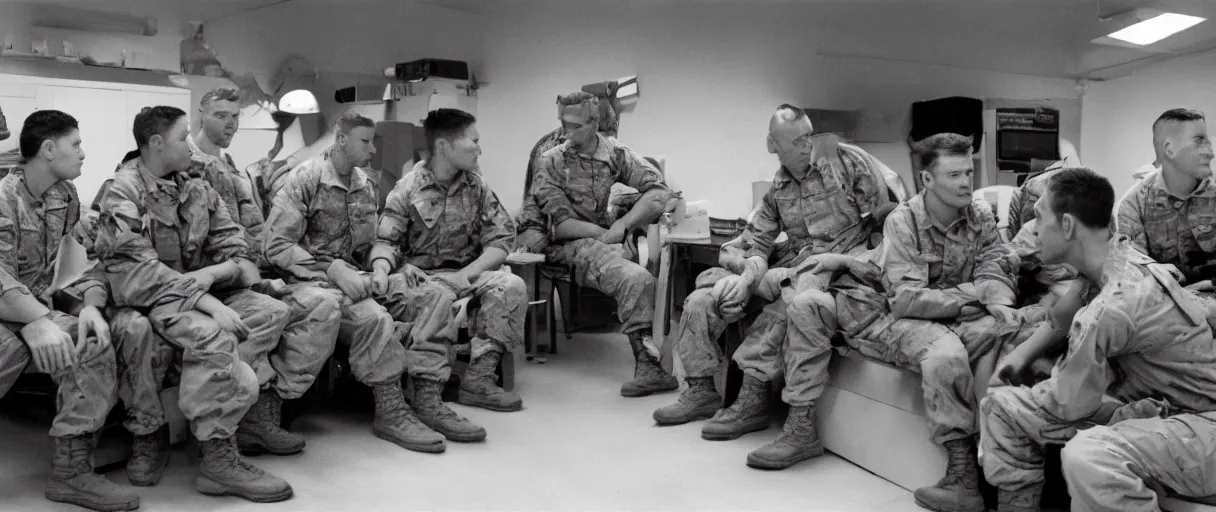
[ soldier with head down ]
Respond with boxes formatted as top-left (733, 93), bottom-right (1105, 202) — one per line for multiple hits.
top-left (652, 104), bottom-right (895, 471)
top-left (528, 91), bottom-right (678, 397)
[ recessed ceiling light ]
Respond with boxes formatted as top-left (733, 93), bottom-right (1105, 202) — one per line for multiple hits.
top-left (1107, 12), bottom-right (1206, 46)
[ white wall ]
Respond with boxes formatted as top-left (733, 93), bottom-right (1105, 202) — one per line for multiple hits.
top-left (0, 2), bottom-right (188, 72)
top-left (1081, 48), bottom-right (1216, 201)
top-left (206, 0), bottom-right (484, 93)
top-left (474, 2), bottom-right (1084, 219)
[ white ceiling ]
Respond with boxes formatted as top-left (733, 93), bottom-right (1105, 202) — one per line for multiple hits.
top-left (10, 0), bottom-right (1216, 80)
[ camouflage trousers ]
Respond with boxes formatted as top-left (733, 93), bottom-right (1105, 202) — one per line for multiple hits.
top-left (0, 311), bottom-right (118, 438)
top-left (676, 266), bottom-right (836, 406)
top-left (1062, 411), bottom-right (1216, 512)
top-left (297, 278), bottom-right (406, 387)
top-left (381, 270), bottom-right (527, 383)
top-left (243, 283), bottom-right (341, 399)
top-left (547, 238), bottom-right (654, 334)
top-left (980, 385), bottom-right (1104, 492)
top-left (837, 286), bottom-right (1036, 445)
top-left (114, 289), bottom-right (289, 440)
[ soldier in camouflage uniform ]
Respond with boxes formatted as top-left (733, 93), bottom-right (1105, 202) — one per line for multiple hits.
top-left (1116, 109), bottom-right (1216, 304)
top-left (0, 111), bottom-right (139, 511)
top-left (263, 113), bottom-right (447, 453)
top-left (980, 168), bottom-right (1216, 512)
top-left (516, 92), bottom-right (620, 253)
top-left (529, 92), bottom-right (678, 397)
top-left (188, 88), bottom-right (342, 457)
top-left (653, 105), bottom-right (895, 471)
top-left (833, 134), bottom-right (1033, 512)
top-left (95, 106), bottom-right (293, 502)
top-left (1005, 168), bottom-right (1060, 241)
top-left (372, 109), bottom-right (526, 439)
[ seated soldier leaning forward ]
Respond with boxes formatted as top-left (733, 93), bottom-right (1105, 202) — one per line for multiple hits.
top-left (529, 91), bottom-right (678, 397)
top-left (980, 167), bottom-right (1216, 512)
top-left (832, 133), bottom-right (1038, 512)
top-left (652, 104), bottom-right (896, 472)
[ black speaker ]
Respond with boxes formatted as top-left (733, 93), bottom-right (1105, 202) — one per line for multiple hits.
top-left (910, 96), bottom-right (984, 152)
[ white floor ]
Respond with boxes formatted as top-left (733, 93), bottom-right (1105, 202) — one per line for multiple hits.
top-left (1, 331), bottom-right (925, 512)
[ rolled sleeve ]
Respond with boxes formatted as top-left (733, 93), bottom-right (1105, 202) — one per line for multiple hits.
top-left (480, 186), bottom-right (516, 255)
top-left (263, 172), bottom-right (319, 271)
top-left (880, 210), bottom-right (978, 319)
top-left (615, 145), bottom-right (669, 195)
top-left (94, 179), bottom-right (205, 311)
top-left (531, 153), bottom-right (578, 227)
top-left (1036, 306), bottom-right (1133, 424)
top-left (372, 183), bottom-right (411, 269)
top-left (740, 197), bottom-right (782, 261)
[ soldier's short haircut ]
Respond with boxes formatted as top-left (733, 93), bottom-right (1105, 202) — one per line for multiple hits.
top-left (1153, 108), bottom-right (1205, 132)
top-left (1046, 167), bottom-right (1114, 230)
top-left (912, 133), bottom-right (974, 173)
top-left (19, 110), bottom-right (78, 160)
top-left (424, 108), bottom-right (476, 156)
top-left (200, 87), bottom-right (240, 110)
top-left (335, 112), bottom-right (376, 135)
top-left (133, 106), bottom-right (187, 148)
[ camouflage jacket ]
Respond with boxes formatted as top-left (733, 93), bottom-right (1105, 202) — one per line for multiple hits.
top-left (1116, 171), bottom-right (1216, 283)
top-left (94, 158), bottom-right (248, 310)
top-left (0, 169), bottom-right (100, 305)
top-left (738, 145), bottom-right (894, 266)
top-left (263, 148), bottom-right (380, 272)
top-left (530, 133), bottom-right (668, 230)
top-left (878, 193), bottom-right (1019, 320)
top-left (188, 136), bottom-right (265, 262)
top-left (372, 161), bottom-right (515, 271)
top-left (1034, 235), bottom-right (1216, 422)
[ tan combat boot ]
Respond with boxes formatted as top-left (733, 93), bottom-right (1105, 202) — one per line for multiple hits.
top-left (46, 435), bottom-right (141, 511)
top-left (746, 405), bottom-right (824, 470)
top-left (196, 437), bottom-right (293, 503)
top-left (237, 392), bottom-right (305, 455)
top-left (457, 351), bottom-right (523, 412)
top-left (371, 382), bottom-right (446, 453)
top-left (701, 375), bottom-right (770, 440)
top-left (412, 377), bottom-right (487, 442)
top-left (620, 331), bottom-right (679, 397)
top-left (126, 426), bottom-right (169, 487)
top-left (913, 436), bottom-right (986, 512)
top-left (653, 377), bottom-right (721, 425)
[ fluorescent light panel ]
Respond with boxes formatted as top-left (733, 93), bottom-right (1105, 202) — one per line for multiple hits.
top-left (1107, 12), bottom-right (1206, 46)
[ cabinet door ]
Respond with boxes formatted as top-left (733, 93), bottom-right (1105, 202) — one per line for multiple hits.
top-left (0, 84), bottom-right (39, 162)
